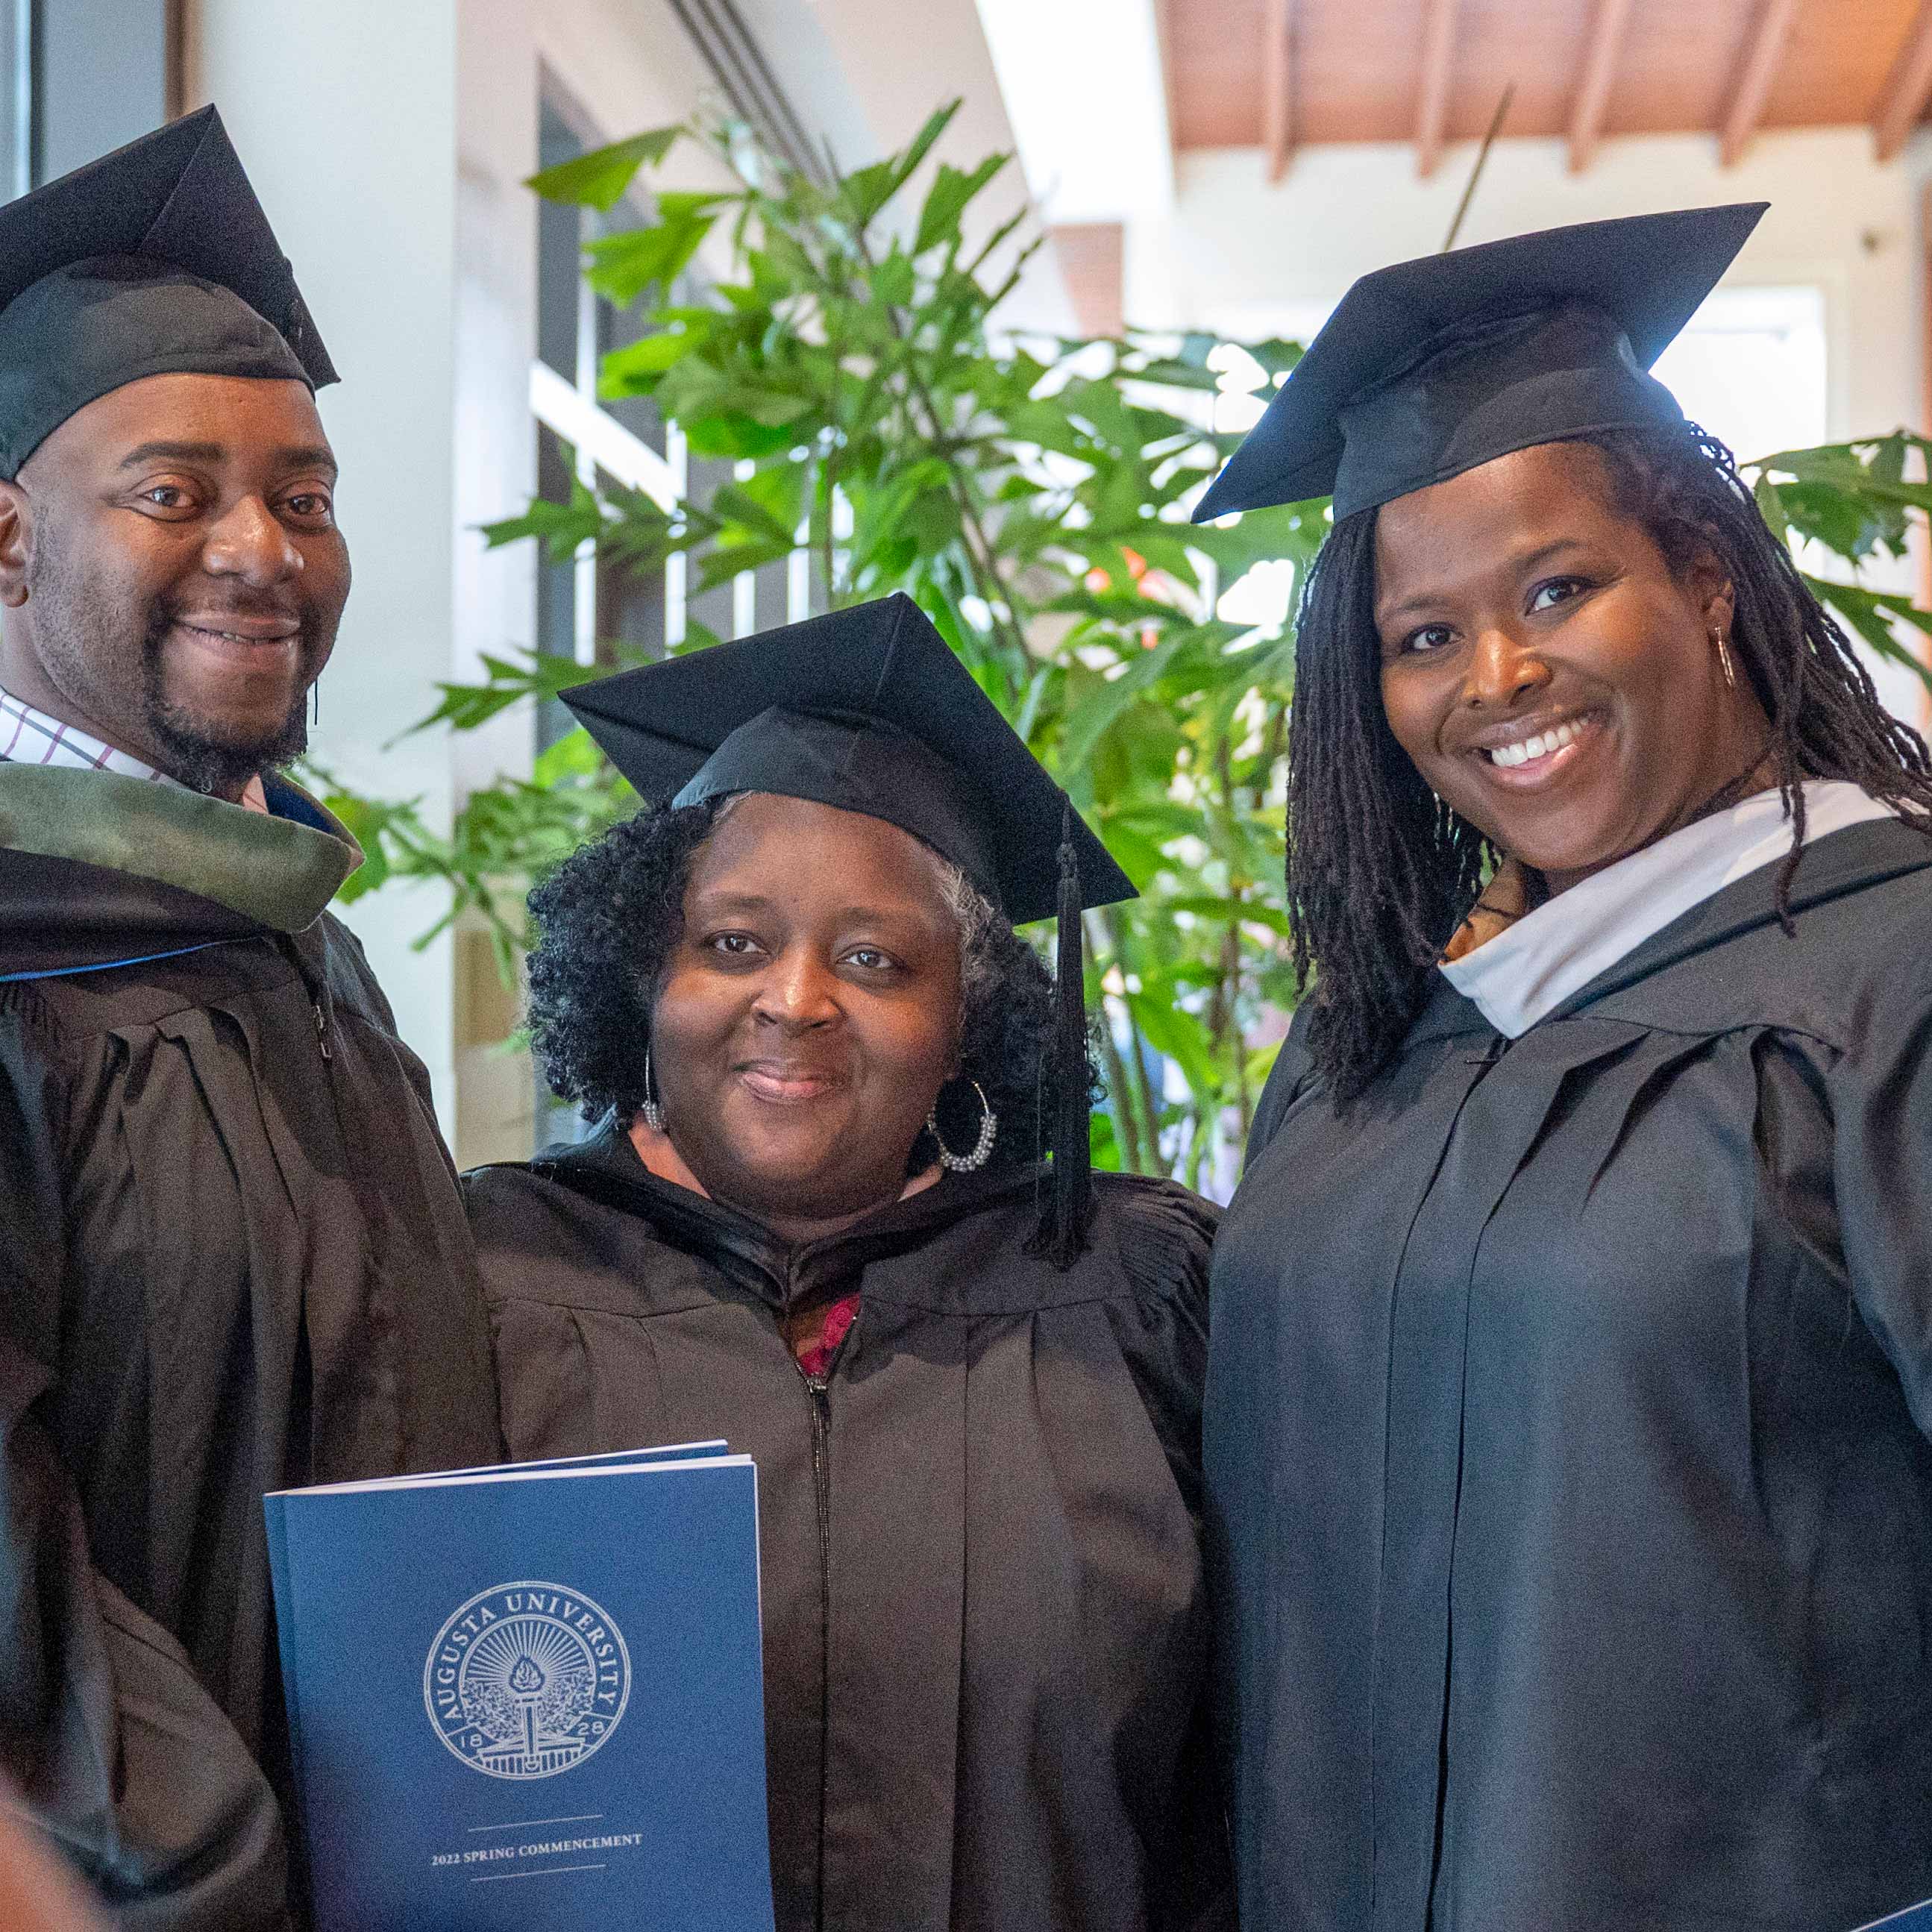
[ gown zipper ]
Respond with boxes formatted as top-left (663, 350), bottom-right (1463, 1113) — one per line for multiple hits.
top-left (276, 930), bottom-right (334, 1063)
top-left (803, 1366), bottom-right (832, 1932)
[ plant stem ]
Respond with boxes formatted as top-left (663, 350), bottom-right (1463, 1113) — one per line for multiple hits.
top-left (1442, 81), bottom-right (1514, 254)
top-left (832, 203), bottom-right (1034, 674)
top-left (1094, 997), bottom-right (1147, 1174)
top-left (1100, 904), bottom-right (1165, 1174)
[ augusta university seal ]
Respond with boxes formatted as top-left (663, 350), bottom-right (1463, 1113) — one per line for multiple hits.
top-left (423, 1581), bottom-right (632, 1780)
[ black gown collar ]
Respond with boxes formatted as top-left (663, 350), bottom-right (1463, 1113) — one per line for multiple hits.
top-left (518, 1117), bottom-right (1051, 1308)
top-left (1548, 813), bottom-right (1932, 1022)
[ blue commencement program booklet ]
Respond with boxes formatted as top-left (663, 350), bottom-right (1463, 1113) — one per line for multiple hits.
top-left (266, 1443), bottom-right (774, 1931)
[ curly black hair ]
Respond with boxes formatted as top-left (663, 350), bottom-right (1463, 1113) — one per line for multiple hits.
top-left (1286, 420), bottom-right (1932, 1103)
top-left (524, 795), bottom-right (1091, 1170)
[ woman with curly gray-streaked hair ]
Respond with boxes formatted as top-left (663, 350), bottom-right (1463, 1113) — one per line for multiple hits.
top-left (466, 596), bottom-right (1232, 1932)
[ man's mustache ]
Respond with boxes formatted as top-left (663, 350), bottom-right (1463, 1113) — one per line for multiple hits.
top-left (157, 597), bottom-right (307, 625)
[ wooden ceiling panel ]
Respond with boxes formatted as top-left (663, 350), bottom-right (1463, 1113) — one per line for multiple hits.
top-left (1597, 0), bottom-right (1756, 137)
top-left (1170, 0), bottom-right (1270, 150)
top-left (1290, 5), bottom-right (1432, 144)
top-left (1163, 0), bottom-right (1932, 160)
top-left (1766, 0), bottom-right (1926, 124)
top-left (1434, 0), bottom-right (1592, 143)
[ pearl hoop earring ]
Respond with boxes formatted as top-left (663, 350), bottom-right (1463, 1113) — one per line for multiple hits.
top-left (927, 1079), bottom-right (998, 1173)
top-left (639, 1043), bottom-right (665, 1133)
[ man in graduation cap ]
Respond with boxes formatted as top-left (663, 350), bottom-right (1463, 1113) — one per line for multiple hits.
top-left (0, 110), bottom-right (498, 1925)
top-left (1202, 205), bottom-right (1932, 1930)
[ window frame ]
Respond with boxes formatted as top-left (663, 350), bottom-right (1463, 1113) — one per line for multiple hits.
top-left (530, 75), bottom-right (814, 670)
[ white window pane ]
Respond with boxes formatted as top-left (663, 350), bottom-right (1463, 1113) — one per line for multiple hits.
top-left (1652, 286), bottom-right (1828, 462)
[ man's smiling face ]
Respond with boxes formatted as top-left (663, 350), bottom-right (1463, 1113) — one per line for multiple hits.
top-left (0, 370), bottom-right (350, 798)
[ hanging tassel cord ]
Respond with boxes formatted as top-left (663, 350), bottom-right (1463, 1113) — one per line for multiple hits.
top-left (1034, 803), bottom-right (1093, 1269)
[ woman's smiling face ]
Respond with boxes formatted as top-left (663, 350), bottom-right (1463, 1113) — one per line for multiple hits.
top-left (1373, 439), bottom-right (1769, 895)
top-left (647, 791), bottom-right (964, 1241)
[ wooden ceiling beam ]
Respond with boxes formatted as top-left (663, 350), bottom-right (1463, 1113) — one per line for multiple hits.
top-left (1875, 0), bottom-right (1932, 163)
top-left (1415, 0), bottom-right (1460, 178)
top-left (1567, 0), bottom-right (1634, 175)
top-left (1718, 0), bottom-right (1798, 168)
top-left (1261, 0), bottom-right (1295, 184)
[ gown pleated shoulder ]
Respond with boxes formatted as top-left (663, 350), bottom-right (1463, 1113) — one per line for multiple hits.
top-left (468, 1129), bottom-right (1234, 1932)
top-left (1207, 814), bottom-right (1932, 1932)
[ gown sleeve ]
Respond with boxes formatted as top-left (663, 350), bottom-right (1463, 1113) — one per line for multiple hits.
top-left (1246, 1003), bottom-right (1317, 1164)
top-left (1829, 962), bottom-right (1932, 1439)
top-left (0, 994), bottom-right (289, 1931)
top-left (1108, 1179), bottom-right (1237, 1931)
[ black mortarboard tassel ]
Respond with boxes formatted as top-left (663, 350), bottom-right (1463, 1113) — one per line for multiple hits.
top-left (0, 105), bottom-right (336, 477)
top-left (1194, 202), bottom-right (1766, 526)
top-left (1038, 805), bottom-right (1094, 1270)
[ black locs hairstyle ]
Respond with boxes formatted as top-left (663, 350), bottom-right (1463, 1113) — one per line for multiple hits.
top-left (1286, 420), bottom-right (1932, 1103)
top-left (524, 795), bottom-right (1096, 1182)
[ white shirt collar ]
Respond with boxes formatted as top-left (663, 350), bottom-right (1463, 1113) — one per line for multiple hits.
top-left (1439, 781), bottom-right (1897, 1038)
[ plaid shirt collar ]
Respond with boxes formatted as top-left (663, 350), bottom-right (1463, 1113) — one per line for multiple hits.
top-left (0, 686), bottom-right (181, 785)
top-left (0, 688), bottom-right (273, 812)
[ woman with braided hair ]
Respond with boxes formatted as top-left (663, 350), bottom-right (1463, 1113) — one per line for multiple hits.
top-left (1202, 205), bottom-right (1932, 1932)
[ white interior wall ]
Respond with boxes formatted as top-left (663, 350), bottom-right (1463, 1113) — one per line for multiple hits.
top-left (184, 0), bottom-right (467, 1130)
top-left (973, 0), bottom-right (1174, 225)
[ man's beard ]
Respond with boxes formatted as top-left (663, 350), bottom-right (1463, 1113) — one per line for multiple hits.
top-left (139, 600), bottom-right (311, 797)
top-left (25, 530), bottom-right (316, 797)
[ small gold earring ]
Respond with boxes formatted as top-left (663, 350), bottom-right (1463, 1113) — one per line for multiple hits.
top-left (1711, 627), bottom-right (1736, 690)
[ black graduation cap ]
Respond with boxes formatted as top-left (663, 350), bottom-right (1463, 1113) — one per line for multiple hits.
top-left (564, 592), bottom-right (1135, 923)
top-left (564, 592), bottom-right (1135, 1265)
top-left (0, 104), bottom-right (336, 478)
top-left (1194, 203), bottom-right (1766, 524)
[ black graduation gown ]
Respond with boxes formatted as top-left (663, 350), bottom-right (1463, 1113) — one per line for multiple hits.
top-left (0, 768), bottom-right (501, 1928)
top-left (1207, 815), bottom-right (1932, 1932)
top-left (466, 1126), bottom-right (1233, 1932)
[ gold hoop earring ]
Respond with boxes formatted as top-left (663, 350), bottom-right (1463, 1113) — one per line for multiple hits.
top-left (1711, 627), bottom-right (1736, 691)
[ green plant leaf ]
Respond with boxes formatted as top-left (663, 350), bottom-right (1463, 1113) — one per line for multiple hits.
top-left (870, 245), bottom-right (916, 310)
top-left (480, 473), bottom-right (604, 559)
top-left (837, 158), bottom-right (900, 230)
top-left (599, 313), bottom-right (717, 391)
top-left (1805, 575), bottom-right (1932, 692)
top-left (585, 196), bottom-right (726, 306)
top-left (396, 649), bottom-right (632, 741)
top-left (527, 126), bottom-right (682, 210)
top-left (913, 154), bottom-right (1008, 256)
top-left (891, 100), bottom-right (961, 192)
